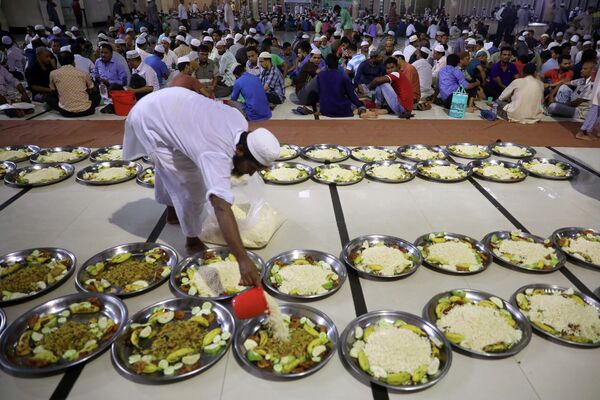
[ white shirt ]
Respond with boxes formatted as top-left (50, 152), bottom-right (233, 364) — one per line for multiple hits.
top-left (432, 56), bottom-right (447, 79)
top-left (178, 3), bottom-right (188, 20)
top-left (498, 76), bottom-right (544, 124)
top-left (346, 53), bottom-right (365, 74)
top-left (427, 24), bottom-right (438, 39)
top-left (406, 24), bottom-right (416, 37)
top-left (6, 46), bottom-right (26, 73)
top-left (403, 44), bottom-right (417, 62)
top-left (412, 58), bottom-right (434, 98)
top-left (163, 49), bottom-right (178, 71)
top-left (132, 62), bottom-right (160, 92)
top-left (74, 54), bottom-right (95, 79)
top-left (136, 47), bottom-right (151, 61)
top-left (218, 50), bottom-right (237, 87)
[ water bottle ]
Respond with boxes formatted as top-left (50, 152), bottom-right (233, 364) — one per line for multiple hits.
top-left (99, 83), bottom-right (108, 100)
top-left (491, 101), bottom-right (498, 117)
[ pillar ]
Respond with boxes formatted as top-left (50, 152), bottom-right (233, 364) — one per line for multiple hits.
top-left (252, 0), bottom-right (258, 19)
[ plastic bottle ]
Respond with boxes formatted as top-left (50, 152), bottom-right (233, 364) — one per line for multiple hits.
top-left (99, 83), bottom-right (108, 100)
top-left (491, 101), bottom-right (498, 116)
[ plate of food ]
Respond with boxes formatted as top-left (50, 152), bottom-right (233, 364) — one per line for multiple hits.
top-left (0, 161), bottom-right (16, 179)
top-left (415, 232), bottom-right (491, 275)
top-left (482, 230), bottom-right (564, 273)
top-left (416, 160), bottom-right (471, 183)
top-left (301, 144), bottom-right (350, 163)
top-left (396, 145), bottom-right (448, 162)
top-left (0, 145), bottom-right (40, 163)
top-left (470, 160), bottom-right (527, 183)
top-left (136, 167), bottom-right (155, 188)
top-left (76, 161), bottom-right (142, 185)
top-left (351, 146), bottom-right (397, 163)
top-left (424, 289), bottom-right (531, 358)
top-left (4, 163), bottom-right (74, 188)
top-left (75, 243), bottom-right (178, 298)
top-left (446, 143), bottom-right (490, 160)
top-left (552, 227), bottom-right (600, 269)
top-left (0, 248), bottom-right (76, 306)
top-left (233, 303), bottom-right (337, 380)
top-left (263, 250), bottom-right (346, 301)
top-left (490, 142), bottom-right (536, 159)
top-left (312, 164), bottom-right (364, 185)
top-left (89, 145), bottom-right (125, 162)
top-left (363, 161), bottom-right (416, 183)
top-left (0, 308), bottom-right (5, 334)
top-left (340, 310), bottom-right (451, 392)
top-left (511, 284), bottom-right (600, 347)
top-left (259, 162), bottom-right (313, 185)
top-left (519, 158), bottom-right (578, 180)
top-left (171, 247), bottom-right (265, 301)
top-left (111, 298), bottom-right (234, 383)
top-left (277, 144), bottom-right (302, 161)
top-left (30, 146), bottom-right (90, 164)
top-left (0, 293), bottom-right (127, 376)
top-left (342, 235), bottom-right (422, 280)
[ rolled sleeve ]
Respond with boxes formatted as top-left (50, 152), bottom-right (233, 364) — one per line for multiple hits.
top-left (454, 69), bottom-right (469, 88)
top-left (198, 152), bottom-right (234, 205)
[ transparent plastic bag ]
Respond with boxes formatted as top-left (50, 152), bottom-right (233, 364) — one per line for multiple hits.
top-left (200, 174), bottom-right (285, 249)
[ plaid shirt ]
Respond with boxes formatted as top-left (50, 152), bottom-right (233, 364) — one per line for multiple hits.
top-left (260, 66), bottom-right (285, 102)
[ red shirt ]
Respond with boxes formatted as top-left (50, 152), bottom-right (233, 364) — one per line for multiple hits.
top-left (543, 69), bottom-right (574, 84)
top-left (513, 60), bottom-right (525, 77)
top-left (387, 71), bottom-right (414, 113)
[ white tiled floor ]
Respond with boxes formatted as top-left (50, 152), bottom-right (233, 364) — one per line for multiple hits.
top-left (0, 146), bottom-right (598, 400)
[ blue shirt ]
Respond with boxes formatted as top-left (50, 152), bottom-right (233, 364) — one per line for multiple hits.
top-left (144, 54), bottom-right (168, 85)
top-left (295, 54), bottom-right (325, 75)
top-left (94, 57), bottom-right (128, 86)
top-left (354, 60), bottom-right (385, 86)
top-left (231, 73), bottom-right (272, 121)
top-left (437, 65), bottom-right (469, 101)
top-left (317, 69), bottom-right (364, 118)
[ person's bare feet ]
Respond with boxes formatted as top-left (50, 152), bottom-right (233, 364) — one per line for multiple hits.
top-left (166, 206), bottom-right (179, 224)
top-left (185, 237), bottom-right (208, 254)
top-left (466, 106), bottom-right (476, 113)
top-left (575, 131), bottom-right (596, 141)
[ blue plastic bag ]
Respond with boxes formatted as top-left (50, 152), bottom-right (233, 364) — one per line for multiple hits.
top-left (449, 86), bottom-right (468, 119)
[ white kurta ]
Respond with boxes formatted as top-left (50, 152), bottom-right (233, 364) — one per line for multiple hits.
top-left (123, 87), bottom-right (248, 236)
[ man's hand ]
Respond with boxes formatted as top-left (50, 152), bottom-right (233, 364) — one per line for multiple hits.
top-left (238, 255), bottom-right (261, 287)
top-left (20, 94), bottom-right (31, 103)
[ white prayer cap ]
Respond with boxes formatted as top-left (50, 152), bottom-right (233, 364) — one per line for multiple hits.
top-left (583, 41), bottom-right (592, 46)
top-left (570, 35), bottom-right (579, 42)
top-left (556, 32), bottom-right (563, 36)
top-left (135, 36), bottom-right (146, 45)
top-left (190, 38), bottom-right (201, 47)
top-left (71, 26), bottom-right (79, 32)
top-left (333, 30), bottom-right (341, 37)
top-left (420, 47), bottom-right (431, 55)
top-left (34, 25), bottom-right (45, 31)
top-left (115, 38), bottom-right (126, 45)
top-left (203, 36), bottom-right (214, 42)
top-left (360, 40), bottom-right (369, 47)
top-left (320, 35), bottom-right (328, 41)
top-left (109, 26), bottom-right (117, 32)
top-left (392, 50), bottom-right (402, 57)
top-left (52, 26), bottom-right (61, 34)
top-left (178, 25), bottom-right (186, 31)
top-left (518, 36), bottom-right (525, 42)
top-left (234, 33), bottom-right (243, 42)
top-left (154, 45), bottom-right (164, 53)
top-left (65, 32), bottom-right (75, 39)
top-left (188, 51), bottom-right (198, 61)
top-left (207, 28), bottom-right (214, 34)
top-left (523, 31), bottom-right (529, 36)
top-left (249, 28), bottom-right (257, 34)
top-left (583, 34), bottom-right (592, 40)
top-left (468, 31), bottom-right (474, 37)
top-left (302, 34), bottom-right (309, 39)
top-left (462, 29), bottom-right (469, 34)
top-left (409, 34), bottom-right (418, 42)
top-left (60, 45), bottom-right (71, 52)
top-left (245, 35), bottom-right (253, 40)
top-left (434, 44), bottom-right (445, 53)
top-left (247, 128), bottom-right (280, 167)
top-left (311, 49), bottom-right (321, 55)
top-left (258, 51), bottom-right (272, 59)
top-left (177, 56), bottom-right (190, 64)
top-left (126, 50), bottom-right (141, 59)
top-left (160, 37), bottom-right (171, 44)
top-left (175, 35), bottom-right (186, 42)
top-left (313, 35), bottom-right (322, 42)
top-left (225, 34), bottom-right (234, 40)
top-left (435, 30), bottom-right (444, 36)
top-left (597, 40), bottom-right (600, 45)
top-left (541, 33), bottom-right (549, 38)
top-left (547, 42), bottom-right (560, 50)
top-left (387, 30), bottom-right (395, 36)
top-left (215, 40), bottom-right (226, 47)
top-left (1, 36), bottom-right (12, 45)
top-left (98, 33), bottom-right (109, 40)
top-left (98, 41), bottom-right (109, 46)
top-left (126, 27), bottom-right (134, 33)
top-left (140, 27), bottom-right (148, 33)
top-left (466, 38), bottom-right (476, 45)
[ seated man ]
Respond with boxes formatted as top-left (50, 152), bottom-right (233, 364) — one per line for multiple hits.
top-left (216, 40), bottom-right (237, 96)
top-left (144, 45), bottom-right (170, 88)
top-left (126, 50), bottom-right (159, 99)
top-left (544, 54), bottom-right (574, 103)
top-left (486, 46), bottom-right (518, 100)
top-left (345, 43), bottom-right (365, 79)
top-left (169, 56), bottom-right (212, 97)
top-left (229, 64), bottom-right (272, 121)
top-left (497, 63), bottom-right (544, 124)
top-left (25, 47), bottom-right (56, 102)
top-left (259, 52), bottom-right (285, 105)
top-left (354, 50), bottom-right (385, 95)
top-left (412, 47), bottom-right (434, 103)
top-left (94, 44), bottom-right (128, 89)
top-left (0, 63), bottom-right (31, 117)
top-left (437, 53), bottom-right (480, 112)
top-left (195, 45), bottom-right (222, 97)
top-left (292, 49), bottom-right (321, 107)
top-left (245, 47), bottom-right (261, 76)
top-left (547, 60), bottom-right (595, 119)
top-left (47, 51), bottom-right (100, 117)
top-left (368, 57), bottom-right (414, 118)
top-left (396, 54), bottom-right (420, 104)
top-left (317, 54), bottom-right (366, 118)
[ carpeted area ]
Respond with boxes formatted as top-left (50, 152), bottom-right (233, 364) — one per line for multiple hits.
top-left (0, 119), bottom-right (597, 148)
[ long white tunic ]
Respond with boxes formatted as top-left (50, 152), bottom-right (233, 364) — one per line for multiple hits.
top-left (123, 87), bottom-right (248, 236)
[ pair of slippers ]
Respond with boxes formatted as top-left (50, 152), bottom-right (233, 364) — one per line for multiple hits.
top-left (292, 106), bottom-right (314, 115)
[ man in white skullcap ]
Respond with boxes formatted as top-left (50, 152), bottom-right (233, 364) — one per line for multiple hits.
top-left (135, 36), bottom-right (151, 60)
top-left (144, 45), bottom-right (170, 88)
top-left (215, 39), bottom-right (237, 94)
top-left (126, 50), bottom-right (159, 96)
top-left (123, 87), bottom-right (280, 286)
top-left (403, 34), bottom-right (418, 62)
top-left (174, 34), bottom-right (191, 58)
top-left (160, 37), bottom-right (177, 71)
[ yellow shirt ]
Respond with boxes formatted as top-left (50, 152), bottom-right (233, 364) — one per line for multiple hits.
top-left (49, 65), bottom-right (93, 112)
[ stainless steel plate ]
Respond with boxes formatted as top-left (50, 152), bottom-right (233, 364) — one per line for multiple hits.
top-left (0, 308), bottom-right (6, 334)
top-left (342, 234), bottom-right (422, 280)
top-left (75, 243), bottom-right (178, 298)
top-left (0, 161), bottom-right (16, 179)
top-left (0, 292), bottom-right (127, 376)
top-left (301, 144), bottom-right (351, 163)
top-left (4, 163), bottom-right (74, 188)
top-left (30, 146), bottom-right (90, 164)
top-left (233, 303), bottom-right (338, 380)
top-left (396, 144), bottom-right (448, 162)
top-left (510, 284), bottom-right (600, 348)
top-left (312, 164), bottom-right (364, 186)
top-left (469, 159), bottom-right (527, 183)
top-left (0, 248), bottom-right (77, 306)
top-left (416, 160), bottom-right (472, 183)
top-left (259, 162), bottom-right (313, 185)
top-left (170, 247), bottom-right (265, 301)
top-left (276, 144), bottom-right (301, 161)
top-left (76, 161), bottom-right (142, 185)
top-left (551, 227), bottom-right (600, 270)
top-left (423, 288), bottom-right (532, 358)
top-left (89, 145), bottom-right (124, 162)
top-left (490, 142), bottom-right (536, 159)
top-left (519, 157), bottom-right (579, 180)
top-left (363, 161), bottom-right (416, 184)
top-left (142, 155), bottom-right (154, 164)
top-left (414, 232), bottom-right (492, 275)
top-left (111, 298), bottom-right (234, 384)
top-left (482, 231), bottom-right (564, 273)
top-left (351, 146), bottom-right (397, 162)
top-left (340, 310), bottom-right (452, 392)
top-left (446, 143), bottom-right (491, 160)
top-left (136, 166), bottom-right (155, 188)
top-left (263, 249), bottom-right (347, 301)
top-left (0, 145), bottom-right (40, 163)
